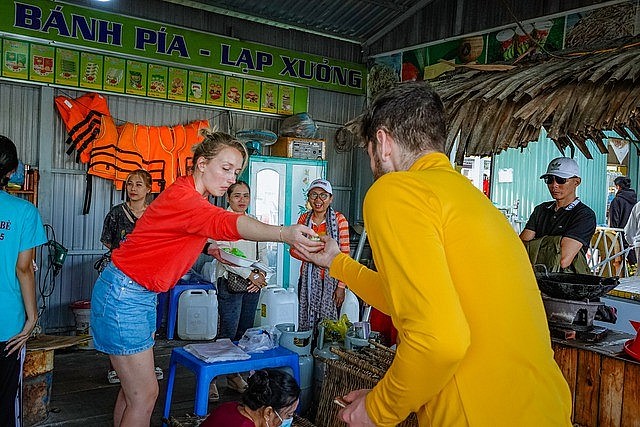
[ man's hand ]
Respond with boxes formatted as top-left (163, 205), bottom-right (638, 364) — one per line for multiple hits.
top-left (282, 224), bottom-right (324, 255)
top-left (338, 389), bottom-right (375, 426)
top-left (519, 229), bottom-right (535, 242)
top-left (297, 235), bottom-right (342, 268)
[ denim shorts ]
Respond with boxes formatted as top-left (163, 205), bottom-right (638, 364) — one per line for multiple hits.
top-left (90, 262), bottom-right (157, 355)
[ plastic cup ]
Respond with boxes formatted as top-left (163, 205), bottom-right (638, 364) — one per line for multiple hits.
top-left (534, 20), bottom-right (553, 48)
top-left (515, 23), bottom-right (534, 57)
top-left (496, 29), bottom-right (515, 60)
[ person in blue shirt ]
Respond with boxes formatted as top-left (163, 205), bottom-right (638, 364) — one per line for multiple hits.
top-left (0, 135), bottom-right (47, 426)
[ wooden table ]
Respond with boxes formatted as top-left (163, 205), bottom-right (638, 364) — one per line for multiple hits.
top-left (609, 276), bottom-right (640, 301)
top-left (552, 330), bottom-right (640, 427)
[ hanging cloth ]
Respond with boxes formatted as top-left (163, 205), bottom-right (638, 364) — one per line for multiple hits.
top-left (298, 207), bottom-right (341, 331)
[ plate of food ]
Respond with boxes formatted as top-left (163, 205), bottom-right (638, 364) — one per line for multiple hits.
top-left (219, 247), bottom-right (257, 268)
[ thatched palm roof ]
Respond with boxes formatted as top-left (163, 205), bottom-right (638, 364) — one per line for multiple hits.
top-left (336, 38), bottom-right (640, 162)
top-left (431, 38), bottom-right (640, 162)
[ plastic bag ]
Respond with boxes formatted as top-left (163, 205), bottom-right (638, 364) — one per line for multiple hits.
top-left (238, 326), bottom-right (281, 353)
top-left (279, 113), bottom-right (318, 138)
top-left (201, 260), bottom-right (218, 283)
top-left (8, 160), bottom-right (24, 186)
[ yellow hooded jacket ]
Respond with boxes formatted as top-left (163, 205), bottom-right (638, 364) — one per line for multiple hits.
top-left (330, 153), bottom-right (572, 426)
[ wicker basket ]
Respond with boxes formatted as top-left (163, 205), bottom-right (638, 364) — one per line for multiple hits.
top-left (314, 345), bottom-right (418, 427)
top-left (294, 415), bottom-right (319, 427)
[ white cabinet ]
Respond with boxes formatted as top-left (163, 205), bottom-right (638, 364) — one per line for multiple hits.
top-left (243, 155), bottom-right (326, 288)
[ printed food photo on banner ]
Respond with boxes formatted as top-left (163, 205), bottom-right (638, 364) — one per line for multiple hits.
top-left (423, 35), bottom-right (488, 80)
top-left (401, 47), bottom-right (426, 82)
top-left (486, 17), bottom-right (565, 63)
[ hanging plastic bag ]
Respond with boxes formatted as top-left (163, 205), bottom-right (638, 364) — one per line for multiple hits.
top-left (238, 326), bottom-right (281, 353)
top-left (8, 160), bottom-right (25, 186)
top-left (279, 113), bottom-right (318, 138)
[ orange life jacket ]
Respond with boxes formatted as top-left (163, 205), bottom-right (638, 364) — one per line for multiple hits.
top-left (55, 93), bottom-right (211, 209)
top-left (112, 123), bottom-right (166, 193)
top-left (54, 93), bottom-right (111, 163)
top-left (177, 119), bottom-right (209, 175)
top-left (148, 125), bottom-right (177, 187)
top-left (87, 115), bottom-right (119, 181)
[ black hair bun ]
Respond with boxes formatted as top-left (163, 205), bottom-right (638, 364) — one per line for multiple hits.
top-left (244, 370), bottom-right (270, 407)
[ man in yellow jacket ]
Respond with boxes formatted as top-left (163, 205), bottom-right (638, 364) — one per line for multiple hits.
top-left (301, 82), bottom-right (572, 426)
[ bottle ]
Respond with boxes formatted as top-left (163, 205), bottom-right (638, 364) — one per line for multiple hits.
top-left (177, 289), bottom-right (218, 340)
top-left (339, 288), bottom-right (360, 323)
top-left (260, 286), bottom-right (299, 330)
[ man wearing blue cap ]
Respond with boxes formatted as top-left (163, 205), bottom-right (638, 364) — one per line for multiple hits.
top-left (520, 157), bottom-right (596, 270)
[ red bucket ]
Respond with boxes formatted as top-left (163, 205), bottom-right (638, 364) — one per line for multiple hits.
top-left (623, 320), bottom-right (640, 362)
top-left (69, 300), bottom-right (91, 310)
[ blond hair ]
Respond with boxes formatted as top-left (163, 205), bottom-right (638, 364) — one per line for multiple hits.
top-left (192, 129), bottom-right (248, 173)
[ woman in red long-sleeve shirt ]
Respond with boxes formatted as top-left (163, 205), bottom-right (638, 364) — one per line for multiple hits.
top-left (90, 130), bottom-right (321, 426)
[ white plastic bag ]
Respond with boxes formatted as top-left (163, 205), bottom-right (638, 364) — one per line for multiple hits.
top-left (238, 326), bottom-right (281, 353)
top-left (201, 260), bottom-right (218, 284)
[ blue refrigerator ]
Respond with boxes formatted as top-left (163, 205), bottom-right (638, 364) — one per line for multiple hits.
top-left (242, 155), bottom-right (327, 289)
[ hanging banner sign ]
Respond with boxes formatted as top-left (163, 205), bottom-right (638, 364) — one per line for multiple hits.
top-left (609, 138), bottom-right (629, 164)
top-left (0, 0), bottom-right (366, 95)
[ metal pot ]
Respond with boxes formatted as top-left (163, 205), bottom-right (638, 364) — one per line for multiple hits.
top-left (535, 272), bottom-right (619, 301)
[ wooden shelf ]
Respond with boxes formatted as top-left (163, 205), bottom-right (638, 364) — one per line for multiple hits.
top-left (7, 168), bottom-right (39, 206)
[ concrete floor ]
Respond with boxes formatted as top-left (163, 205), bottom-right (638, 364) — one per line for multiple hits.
top-left (34, 338), bottom-right (243, 427)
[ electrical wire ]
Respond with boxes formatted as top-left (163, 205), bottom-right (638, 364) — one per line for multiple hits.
top-left (36, 224), bottom-right (64, 319)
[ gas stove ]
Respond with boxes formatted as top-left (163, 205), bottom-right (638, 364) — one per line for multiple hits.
top-left (535, 271), bottom-right (620, 343)
top-left (542, 296), bottom-right (609, 342)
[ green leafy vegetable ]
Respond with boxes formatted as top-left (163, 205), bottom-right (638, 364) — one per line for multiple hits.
top-left (223, 247), bottom-right (247, 258)
top-left (321, 314), bottom-right (352, 343)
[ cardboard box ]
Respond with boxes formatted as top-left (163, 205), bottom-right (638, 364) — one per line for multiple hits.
top-left (270, 137), bottom-right (325, 159)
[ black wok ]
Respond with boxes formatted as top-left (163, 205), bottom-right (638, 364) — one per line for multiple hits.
top-left (534, 272), bottom-right (619, 301)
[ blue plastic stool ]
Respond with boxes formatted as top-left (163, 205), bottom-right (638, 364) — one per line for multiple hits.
top-left (162, 346), bottom-right (300, 423)
top-left (165, 280), bottom-right (215, 340)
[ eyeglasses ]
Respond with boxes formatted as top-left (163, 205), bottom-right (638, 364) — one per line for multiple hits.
top-left (543, 175), bottom-right (573, 185)
top-left (308, 192), bottom-right (330, 201)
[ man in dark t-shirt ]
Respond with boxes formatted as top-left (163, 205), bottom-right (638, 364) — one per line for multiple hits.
top-left (520, 157), bottom-right (596, 269)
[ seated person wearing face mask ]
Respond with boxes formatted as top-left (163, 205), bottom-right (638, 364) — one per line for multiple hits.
top-left (200, 369), bottom-right (299, 427)
top-left (520, 157), bottom-right (596, 273)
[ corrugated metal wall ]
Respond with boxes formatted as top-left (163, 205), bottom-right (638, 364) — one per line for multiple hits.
top-left (65, 0), bottom-right (363, 62)
top-left (0, 81), bottom-right (40, 164)
top-left (0, 79), bottom-right (364, 332)
top-left (491, 129), bottom-right (608, 228)
top-left (308, 88), bottom-right (366, 222)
